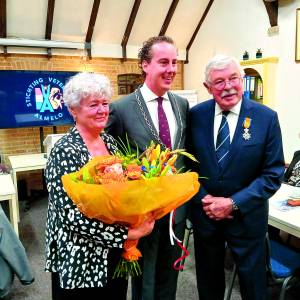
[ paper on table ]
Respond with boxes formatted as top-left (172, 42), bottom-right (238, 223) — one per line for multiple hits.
top-left (288, 185), bottom-right (300, 198)
top-left (271, 198), bottom-right (300, 211)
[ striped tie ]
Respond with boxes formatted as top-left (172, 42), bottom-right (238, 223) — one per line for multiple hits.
top-left (216, 111), bottom-right (230, 168)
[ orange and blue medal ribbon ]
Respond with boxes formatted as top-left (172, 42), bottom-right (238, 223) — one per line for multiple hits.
top-left (242, 117), bottom-right (252, 140)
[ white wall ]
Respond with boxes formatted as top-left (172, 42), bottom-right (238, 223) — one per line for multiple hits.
top-left (184, 0), bottom-right (300, 161)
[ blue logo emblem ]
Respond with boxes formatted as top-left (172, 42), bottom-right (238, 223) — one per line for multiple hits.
top-left (25, 77), bottom-right (67, 122)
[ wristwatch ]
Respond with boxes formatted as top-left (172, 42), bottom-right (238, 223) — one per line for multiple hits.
top-left (230, 198), bottom-right (239, 211)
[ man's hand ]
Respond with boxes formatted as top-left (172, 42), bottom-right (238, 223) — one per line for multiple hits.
top-left (202, 194), bottom-right (234, 221)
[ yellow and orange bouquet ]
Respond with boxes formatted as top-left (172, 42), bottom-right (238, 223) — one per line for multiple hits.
top-left (62, 141), bottom-right (200, 278)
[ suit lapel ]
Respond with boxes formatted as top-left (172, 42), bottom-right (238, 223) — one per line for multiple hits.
top-left (168, 92), bottom-right (182, 149)
top-left (221, 97), bottom-right (253, 170)
top-left (205, 101), bottom-right (219, 168)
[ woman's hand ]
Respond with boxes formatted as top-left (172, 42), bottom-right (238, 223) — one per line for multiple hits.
top-left (127, 217), bottom-right (155, 240)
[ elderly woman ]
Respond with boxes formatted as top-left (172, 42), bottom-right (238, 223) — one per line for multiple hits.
top-left (45, 72), bottom-right (154, 300)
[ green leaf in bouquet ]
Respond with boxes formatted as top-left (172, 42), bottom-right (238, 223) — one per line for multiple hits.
top-left (82, 167), bottom-right (94, 184)
top-left (176, 167), bottom-right (185, 174)
top-left (148, 166), bottom-right (158, 177)
top-left (160, 164), bottom-right (171, 177)
top-left (116, 133), bottom-right (139, 158)
top-left (155, 163), bottom-right (162, 176)
top-left (113, 259), bottom-right (142, 279)
top-left (170, 149), bottom-right (199, 162)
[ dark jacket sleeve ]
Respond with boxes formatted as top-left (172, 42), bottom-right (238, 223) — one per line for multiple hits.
top-left (0, 206), bottom-right (34, 297)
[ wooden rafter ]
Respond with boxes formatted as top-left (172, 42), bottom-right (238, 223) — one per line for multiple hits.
top-left (0, 0), bottom-right (6, 54)
top-left (121, 0), bottom-right (141, 61)
top-left (159, 0), bottom-right (179, 36)
top-left (0, 0), bottom-right (6, 38)
top-left (45, 0), bottom-right (55, 57)
top-left (45, 0), bottom-right (55, 39)
top-left (263, 0), bottom-right (278, 27)
top-left (85, 0), bottom-right (101, 58)
top-left (185, 0), bottom-right (214, 64)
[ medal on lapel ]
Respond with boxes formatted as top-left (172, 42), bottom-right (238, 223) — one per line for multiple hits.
top-left (242, 117), bottom-right (252, 140)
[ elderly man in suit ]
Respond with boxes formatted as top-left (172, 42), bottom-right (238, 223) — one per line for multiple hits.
top-left (106, 36), bottom-right (189, 300)
top-left (188, 54), bottom-right (285, 300)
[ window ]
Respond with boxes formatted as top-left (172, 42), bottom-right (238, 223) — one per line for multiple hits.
top-left (117, 74), bottom-right (143, 95)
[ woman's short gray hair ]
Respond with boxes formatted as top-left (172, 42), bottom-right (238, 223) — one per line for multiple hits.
top-left (204, 54), bottom-right (245, 83)
top-left (63, 72), bottom-right (112, 108)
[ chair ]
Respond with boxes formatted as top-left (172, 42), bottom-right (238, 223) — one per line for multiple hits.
top-left (225, 234), bottom-right (300, 300)
top-left (266, 235), bottom-right (300, 300)
top-left (0, 174), bottom-right (18, 236)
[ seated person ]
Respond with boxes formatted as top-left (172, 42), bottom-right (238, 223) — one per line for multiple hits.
top-left (284, 150), bottom-right (300, 186)
top-left (269, 150), bottom-right (300, 240)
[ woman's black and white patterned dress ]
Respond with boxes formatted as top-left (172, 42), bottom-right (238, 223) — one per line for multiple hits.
top-left (45, 126), bottom-right (128, 289)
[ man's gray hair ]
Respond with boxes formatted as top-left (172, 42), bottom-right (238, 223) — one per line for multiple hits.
top-left (204, 54), bottom-right (245, 83)
top-left (63, 72), bottom-right (112, 109)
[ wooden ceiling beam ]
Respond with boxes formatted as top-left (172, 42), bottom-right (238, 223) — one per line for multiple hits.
top-left (85, 0), bottom-right (101, 58)
top-left (0, 0), bottom-right (7, 55)
top-left (45, 0), bottom-right (55, 58)
top-left (121, 0), bottom-right (141, 61)
top-left (185, 0), bottom-right (214, 64)
top-left (0, 0), bottom-right (7, 38)
top-left (45, 0), bottom-right (55, 39)
top-left (159, 0), bottom-right (179, 36)
top-left (263, 0), bottom-right (278, 27)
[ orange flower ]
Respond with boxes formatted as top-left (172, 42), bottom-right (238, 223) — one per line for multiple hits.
top-left (126, 164), bottom-right (142, 180)
top-left (94, 172), bottom-right (126, 184)
top-left (122, 239), bottom-right (142, 261)
top-left (95, 156), bottom-right (122, 173)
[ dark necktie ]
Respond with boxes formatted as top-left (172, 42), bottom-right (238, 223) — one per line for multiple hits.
top-left (216, 111), bottom-right (230, 168)
top-left (157, 97), bottom-right (172, 149)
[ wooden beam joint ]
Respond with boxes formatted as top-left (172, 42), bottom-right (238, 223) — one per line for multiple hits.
top-left (121, 0), bottom-right (141, 61)
top-left (263, 0), bottom-right (278, 27)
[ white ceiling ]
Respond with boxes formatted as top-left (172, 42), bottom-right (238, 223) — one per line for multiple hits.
top-left (2, 0), bottom-right (211, 60)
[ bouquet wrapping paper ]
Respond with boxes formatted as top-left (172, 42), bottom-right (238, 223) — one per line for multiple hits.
top-left (61, 154), bottom-right (200, 277)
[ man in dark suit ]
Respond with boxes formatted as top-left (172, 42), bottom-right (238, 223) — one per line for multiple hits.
top-left (188, 54), bottom-right (285, 300)
top-left (106, 36), bottom-right (189, 300)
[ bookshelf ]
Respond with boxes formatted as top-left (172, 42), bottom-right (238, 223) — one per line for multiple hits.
top-left (240, 57), bottom-right (279, 108)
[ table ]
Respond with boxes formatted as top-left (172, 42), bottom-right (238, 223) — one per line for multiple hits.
top-left (8, 153), bottom-right (47, 220)
top-left (0, 174), bottom-right (18, 235)
top-left (268, 183), bottom-right (300, 238)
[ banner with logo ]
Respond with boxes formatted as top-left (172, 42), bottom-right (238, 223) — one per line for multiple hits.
top-left (0, 70), bottom-right (76, 128)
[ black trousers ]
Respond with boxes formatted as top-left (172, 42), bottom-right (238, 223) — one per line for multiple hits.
top-left (131, 216), bottom-right (186, 300)
top-left (193, 227), bottom-right (267, 300)
top-left (51, 249), bottom-right (128, 300)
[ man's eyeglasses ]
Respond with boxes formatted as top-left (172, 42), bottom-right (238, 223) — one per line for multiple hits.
top-left (210, 76), bottom-right (242, 91)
